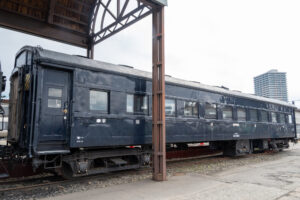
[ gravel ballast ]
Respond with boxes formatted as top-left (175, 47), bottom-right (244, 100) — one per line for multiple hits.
top-left (0, 146), bottom-right (295, 200)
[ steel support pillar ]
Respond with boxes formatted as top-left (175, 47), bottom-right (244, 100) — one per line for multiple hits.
top-left (152, 6), bottom-right (166, 181)
top-left (87, 40), bottom-right (94, 59)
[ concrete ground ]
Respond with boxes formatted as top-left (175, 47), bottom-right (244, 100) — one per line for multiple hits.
top-left (44, 144), bottom-right (300, 200)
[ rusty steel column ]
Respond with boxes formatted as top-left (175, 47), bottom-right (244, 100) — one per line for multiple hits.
top-left (87, 36), bottom-right (94, 59)
top-left (152, 6), bottom-right (166, 181)
top-left (87, 44), bottom-right (94, 59)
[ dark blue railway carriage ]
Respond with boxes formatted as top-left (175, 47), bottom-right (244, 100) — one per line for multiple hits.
top-left (6, 46), bottom-right (297, 177)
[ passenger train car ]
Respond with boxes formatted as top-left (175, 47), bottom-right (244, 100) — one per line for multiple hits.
top-left (2, 46), bottom-right (297, 177)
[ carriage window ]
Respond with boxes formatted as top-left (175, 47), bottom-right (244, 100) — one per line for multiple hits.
top-left (184, 101), bottom-right (198, 117)
top-left (126, 94), bottom-right (148, 114)
top-left (165, 99), bottom-right (176, 116)
top-left (260, 111), bottom-right (268, 122)
top-left (249, 109), bottom-right (258, 122)
top-left (271, 112), bottom-right (277, 123)
top-left (126, 94), bottom-right (134, 113)
top-left (222, 106), bottom-right (233, 120)
top-left (237, 108), bottom-right (246, 121)
top-left (48, 88), bottom-right (62, 98)
top-left (90, 90), bottom-right (108, 111)
top-left (288, 115), bottom-right (293, 124)
top-left (47, 87), bottom-right (63, 108)
top-left (16, 51), bottom-right (27, 68)
top-left (135, 95), bottom-right (148, 114)
top-left (279, 113), bottom-right (285, 123)
top-left (27, 51), bottom-right (32, 65)
top-left (48, 99), bottom-right (62, 108)
top-left (205, 103), bottom-right (217, 119)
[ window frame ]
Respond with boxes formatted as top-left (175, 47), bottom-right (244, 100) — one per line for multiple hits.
top-left (249, 109), bottom-right (258, 122)
top-left (48, 88), bottom-right (63, 98)
top-left (126, 93), bottom-right (149, 115)
top-left (222, 105), bottom-right (233, 121)
top-left (260, 110), bottom-right (269, 122)
top-left (126, 94), bottom-right (134, 113)
top-left (47, 86), bottom-right (64, 109)
top-left (279, 113), bottom-right (286, 124)
top-left (89, 89), bottom-right (109, 113)
top-left (165, 98), bottom-right (176, 117)
top-left (237, 107), bottom-right (247, 121)
top-left (271, 112), bottom-right (278, 123)
top-left (27, 51), bottom-right (32, 66)
top-left (204, 103), bottom-right (217, 120)
top-left (135, 94), bottom-right (149, 115)
top-left (288, 114), bottom-right (293, 124)
top-left (183, 100), bottom-right (199, 118)
top-left (15, 51), bottom-right (27, 68)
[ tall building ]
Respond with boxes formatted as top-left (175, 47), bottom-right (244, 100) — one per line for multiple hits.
top-left (254, 69), bottom-right (288, 102)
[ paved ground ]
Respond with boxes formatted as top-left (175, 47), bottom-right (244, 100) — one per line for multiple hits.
top-left (44, 144), bottom-right (300, 200)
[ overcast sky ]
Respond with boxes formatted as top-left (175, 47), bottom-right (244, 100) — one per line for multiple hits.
top-left (0, 0), bottom-right (300, 105)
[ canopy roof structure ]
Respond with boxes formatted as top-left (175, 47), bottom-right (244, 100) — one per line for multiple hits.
top-left (0, 0), bottom-right (166, 52)
top-left (0, 0), bottom-right (167, 181)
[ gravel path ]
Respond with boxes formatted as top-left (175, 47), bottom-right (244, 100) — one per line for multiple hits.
top-left (0, 146), bottom-right (294, 200)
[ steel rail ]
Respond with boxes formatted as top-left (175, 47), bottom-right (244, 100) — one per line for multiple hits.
top-left (0, 148), bottom-right (223, 193)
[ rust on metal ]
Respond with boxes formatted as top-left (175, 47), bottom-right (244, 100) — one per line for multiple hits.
top-left (0, 0), bottom-right (162, 58)
top-left (0, 0), bottom-right (93, 48)
top-left (0, 161), bottom-right (42, 178)
top-left (166, 147), bottom-right (223, 160)
top-left (0, 0), bottom-right (167, 181)
top-left (152, 5), bottom-right (166, 181)
top-left (92, 0), bottom-right (152, 45)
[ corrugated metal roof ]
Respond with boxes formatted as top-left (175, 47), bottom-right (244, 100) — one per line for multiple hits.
top-left (27, 46), bottom-right (295, 108)
top-left (0, 0), bottom-right (165, 48)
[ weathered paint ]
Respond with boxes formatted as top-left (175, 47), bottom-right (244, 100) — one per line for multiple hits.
top-left (8, 46), bottom-right (296, 155)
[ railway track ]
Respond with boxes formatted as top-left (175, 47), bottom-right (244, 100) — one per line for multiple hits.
top-left (0, 167), bottom-right (152, 193)
top-left (0, 147), bottom-right (279, 194)
top-left (0, 147), bottom-right (223, 193)
top-left (0, 174), bottom-right (63, 186)
top-left (0, 176), bottom-right (67, 193)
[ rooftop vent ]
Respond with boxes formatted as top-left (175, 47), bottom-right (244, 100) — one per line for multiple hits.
top-left (119, 64), bottom-right (134, 69)
top-left (215, 86), bottom-right (229, 90)
top-left (267, 69), bottom-right (278, 73)
top-left (74, 55), bottom-right (88, 58)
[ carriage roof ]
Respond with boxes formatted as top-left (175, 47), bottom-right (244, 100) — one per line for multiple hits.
top-left (18, 46), bottom-right (295, 108)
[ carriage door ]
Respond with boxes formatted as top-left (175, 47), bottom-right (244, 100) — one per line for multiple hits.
top-left (39, 68), bottom-right (71, 142)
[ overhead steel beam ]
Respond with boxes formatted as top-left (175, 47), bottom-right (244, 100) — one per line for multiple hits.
top-left (92, 0), bottom-right (152, 45)
top-left (150, 0), bottom-right (167, 6)
top-left (0, 0), bottom-right (167, 181)
top-left (0, 10), bottom-right (88, 48)
top-left (89, 0), bottom-right (167, 181)
top-left (140, 0), bottom-right (167, 7)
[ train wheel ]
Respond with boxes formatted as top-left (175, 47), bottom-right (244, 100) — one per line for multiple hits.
top-left (176, 143), bottom-right (188, 150)
top-left (60, 162), bottom-right (75, 179)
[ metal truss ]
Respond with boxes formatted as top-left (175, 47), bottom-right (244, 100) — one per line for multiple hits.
top-left (89, 1), bottom-right (166, 181)
top-left (89, 0), bottom-right (152, 45)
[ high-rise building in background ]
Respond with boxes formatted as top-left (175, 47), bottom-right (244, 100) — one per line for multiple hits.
top-left (254, 69), bottom-right (288, 102)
